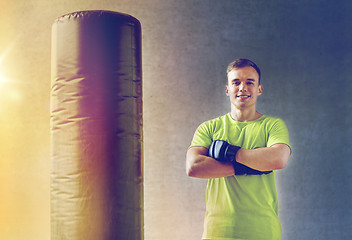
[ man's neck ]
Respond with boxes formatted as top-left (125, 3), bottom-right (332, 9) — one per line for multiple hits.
top-left (230, 107), bottom-right (262, 122)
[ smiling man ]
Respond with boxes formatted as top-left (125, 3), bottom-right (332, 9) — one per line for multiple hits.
top-left (186, 59), bottom-right (291, 240)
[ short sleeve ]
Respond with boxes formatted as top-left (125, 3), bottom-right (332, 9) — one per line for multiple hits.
top-left (189, 121), bottom-right (213, 149)
top-left (267, 118), bottom-right (291, 151)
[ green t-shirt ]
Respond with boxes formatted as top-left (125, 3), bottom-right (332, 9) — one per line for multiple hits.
top-left (190, 113), bottom-right (291, 240)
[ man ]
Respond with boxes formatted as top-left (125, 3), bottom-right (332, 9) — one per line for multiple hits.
top-left (186, 59), bottom-right (291, 240)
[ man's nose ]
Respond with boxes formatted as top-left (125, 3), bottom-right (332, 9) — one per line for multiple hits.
top-left (239, 83), bottom-right (247, 91)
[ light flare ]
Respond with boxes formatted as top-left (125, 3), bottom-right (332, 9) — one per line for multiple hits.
top-left (0, 38), bottom-right (23, 102)
top-left (0, 36), bottom-right (18, 65)
top-left (0, 76), bottom-right (5, 84)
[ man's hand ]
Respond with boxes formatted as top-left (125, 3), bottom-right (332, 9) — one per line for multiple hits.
top-left (208, 140), bottom-right (240, 162)
top-left (208, 140), bottom-right (272, 175)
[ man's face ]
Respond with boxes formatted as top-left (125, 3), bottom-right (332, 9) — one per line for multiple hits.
top-left (226, 66), bottom-right (263, 110)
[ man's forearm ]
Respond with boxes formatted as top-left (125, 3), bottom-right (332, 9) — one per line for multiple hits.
top-left (235, 143), bottom-right (290, 171)
top-left (186, 147), bottom-right (234, 179)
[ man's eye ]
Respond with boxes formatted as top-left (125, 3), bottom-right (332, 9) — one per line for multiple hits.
top-left (233, 82), bottom-right (240, 86)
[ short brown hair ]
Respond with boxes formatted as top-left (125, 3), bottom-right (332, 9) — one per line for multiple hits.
top-left (227, 59), bottom-right (261, 84)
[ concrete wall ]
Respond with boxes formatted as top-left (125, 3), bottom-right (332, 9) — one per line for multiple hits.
top-left (0, 0), bottom-right (351, 239)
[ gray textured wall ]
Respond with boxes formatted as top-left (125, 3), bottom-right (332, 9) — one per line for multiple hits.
top-left (0, 0), bottom-right (351, 239)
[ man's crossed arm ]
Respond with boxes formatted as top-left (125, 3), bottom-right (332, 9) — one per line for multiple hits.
top-left (186, 141), bottom-right (290, 179)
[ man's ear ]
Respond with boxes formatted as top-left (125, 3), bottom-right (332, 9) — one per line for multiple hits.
top-left (225, 85), bottom-right (229, 96)
top-left (258, 85), bottom-right (263, 96)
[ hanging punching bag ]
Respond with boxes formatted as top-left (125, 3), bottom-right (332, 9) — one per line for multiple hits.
top-left (50, 11), bottom-right (143, 240)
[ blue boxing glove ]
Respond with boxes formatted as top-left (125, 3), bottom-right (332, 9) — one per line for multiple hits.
top-left (208, 139), bottom-right (240, 162)
top-left (208, 140), bottom-right (272, 175)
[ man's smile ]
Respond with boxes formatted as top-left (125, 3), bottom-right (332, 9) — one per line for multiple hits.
top-left (236, 95), bottom-right (250, 99)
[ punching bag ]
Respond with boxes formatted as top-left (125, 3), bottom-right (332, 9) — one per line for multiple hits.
top-left (50, 11), bottom-right (143, 240)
